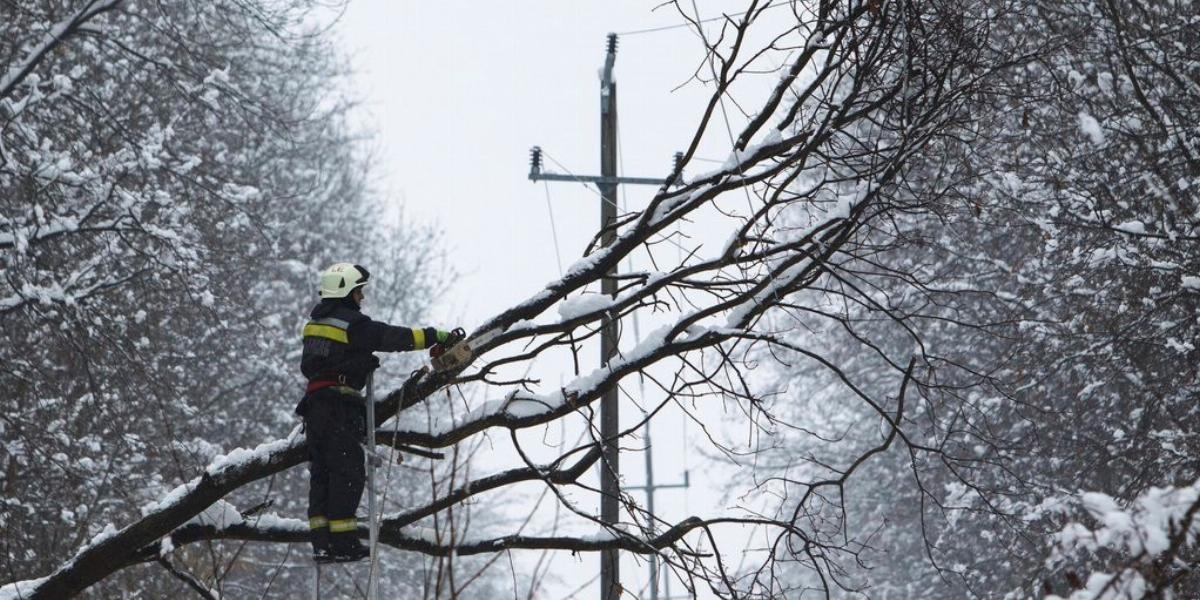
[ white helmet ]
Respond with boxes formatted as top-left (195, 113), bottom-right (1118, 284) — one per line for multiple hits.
top-left (318, 263), bottom-right (371, 299)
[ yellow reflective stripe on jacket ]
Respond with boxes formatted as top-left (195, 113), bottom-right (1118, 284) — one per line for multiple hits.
top-left (412, 328), bottom-right (426, 350)
top-left (311, 317), bottom-right (351, 329)
top-left (328, 518), bottom-right (358, 533)
top-left (309, 516), bottom-right (329, 529)
top-left (304, 323), bottom-right (348, 343)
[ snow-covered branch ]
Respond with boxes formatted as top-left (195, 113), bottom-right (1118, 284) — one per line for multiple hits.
top-left (124, 512), bottom-right (712, 558)
top-left (0, 0), bottom-right (123, 101)
top-left (1044, 482), bottom-right (1200, 599)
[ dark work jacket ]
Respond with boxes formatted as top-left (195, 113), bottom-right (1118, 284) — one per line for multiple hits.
top-left (297, 298), bottom-right (435, 416)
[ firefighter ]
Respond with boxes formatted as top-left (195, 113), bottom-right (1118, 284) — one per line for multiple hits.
top-left (297, 262), bottom-right (453, 562)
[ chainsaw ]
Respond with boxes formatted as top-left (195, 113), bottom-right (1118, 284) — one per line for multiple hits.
top-left (429, 327), bottom-right (501, 374)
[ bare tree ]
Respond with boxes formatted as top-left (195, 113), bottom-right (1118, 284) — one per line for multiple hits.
top-left (745, 0), bottom-right (1200, 597)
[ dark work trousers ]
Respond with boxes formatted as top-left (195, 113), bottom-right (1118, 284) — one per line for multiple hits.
top-left (303, 388), bottom-right (367, 524)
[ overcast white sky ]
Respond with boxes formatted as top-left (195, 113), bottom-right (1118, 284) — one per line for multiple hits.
top-left (336, 3), bottom-right (773, 597)
top-left (335, 2), bottom-right (741, 319)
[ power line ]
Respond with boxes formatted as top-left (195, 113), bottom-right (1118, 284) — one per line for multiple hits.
top-left (538, 148), bottom-right (608, 203)
top-left (615, 1), bottom-right (790, 37)
top-left (542, 181), bottom-right (566, 276)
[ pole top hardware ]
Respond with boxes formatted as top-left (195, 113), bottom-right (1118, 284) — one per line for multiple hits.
top-left (602, 33), bottom-right (618, 87)
top-left (667, 152), bottom-right (685, 187)
top-left (526, 146), bottom-right (686, 188)
top-left (529, 146), bottom-right (543, 180)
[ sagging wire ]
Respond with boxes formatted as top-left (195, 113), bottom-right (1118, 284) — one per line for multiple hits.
top-left (542, 180), bottom-right (566, 277)
top-left (615, 1), bottom-right (791, 37)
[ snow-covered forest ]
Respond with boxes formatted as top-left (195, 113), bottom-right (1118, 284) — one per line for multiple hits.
top-left (2, 0), bottom-right (1198, 598)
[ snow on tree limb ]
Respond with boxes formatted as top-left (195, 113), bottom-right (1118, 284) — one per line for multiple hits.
top-left (1044, 482), bottom-right (1200, 600)
top-left (0, 0), bottom-right (123, 101)
top-left (13, 438), bottom-right (308, 598)
top-left (137, 513), bottom-right (716, 558)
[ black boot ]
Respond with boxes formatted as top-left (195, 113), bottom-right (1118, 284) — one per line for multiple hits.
top-left (328, 531), bottom-right (369, 563)
top-left (311, 526), bottom-right (332, 562)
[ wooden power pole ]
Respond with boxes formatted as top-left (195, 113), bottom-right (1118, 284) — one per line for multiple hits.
top-left (597, 31), bottom-right (622, 600)
top-left (528, 33), bottom-right (681, 600)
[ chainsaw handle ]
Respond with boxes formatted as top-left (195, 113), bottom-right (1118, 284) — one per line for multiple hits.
top-left (430, 328), bottom-right (467, 359)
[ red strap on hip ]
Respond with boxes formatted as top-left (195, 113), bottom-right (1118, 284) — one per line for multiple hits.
top-left (306, 379), bottom-right (340, 394)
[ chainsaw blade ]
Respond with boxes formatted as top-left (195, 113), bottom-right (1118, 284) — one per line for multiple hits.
top-left (429, 327), bottom-right (502, 374)
top-left (431, 339), bottom-right (473, 373)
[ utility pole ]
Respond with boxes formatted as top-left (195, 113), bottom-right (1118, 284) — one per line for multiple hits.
top-left (627, 376), bottom-right (690, 600)
top-left (527, 33), bottom-right (683, 600)
top-left (597, 31), bottom-right (623, 600)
